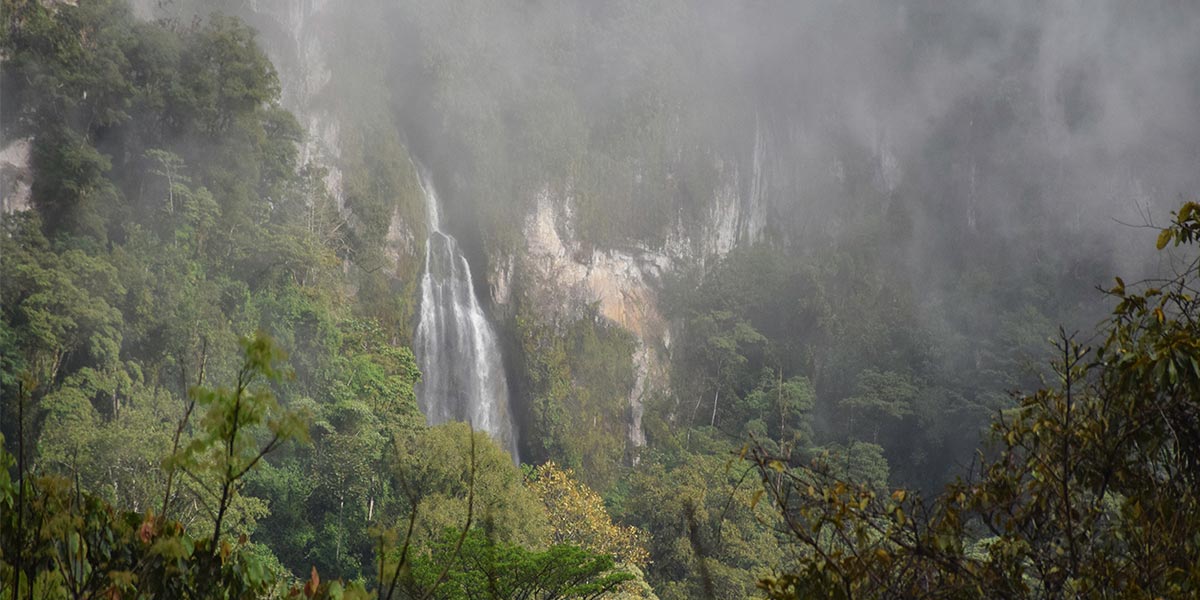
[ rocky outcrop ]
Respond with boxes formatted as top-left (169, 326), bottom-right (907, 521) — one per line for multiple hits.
top-left (520, 189), bottom-right (671, 340)
top-left (503, 157), bottom-right (768, 448)
top-left (513, 189), bottom-right (673, 447)
top-left (0, 139), bottom-right (32, 214)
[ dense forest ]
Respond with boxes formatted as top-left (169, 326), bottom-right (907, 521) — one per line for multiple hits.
top-left (2, 0), bottom-right (1199, 598)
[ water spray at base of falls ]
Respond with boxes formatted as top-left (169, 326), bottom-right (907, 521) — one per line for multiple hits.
top-left (413, 170), bottom-right (519, 460)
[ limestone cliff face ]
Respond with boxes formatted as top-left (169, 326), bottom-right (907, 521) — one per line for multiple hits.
top-left (258, 0), bottom-right (425, 285)
top-left (493, 151), bottom-right (770, 447)
top-left (0, 139), bottom-right (32, 214)
top-left (512, 189), bottom-right (672, 447)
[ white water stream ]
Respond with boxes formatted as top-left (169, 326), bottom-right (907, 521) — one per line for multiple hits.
top-left (413, 172), bottom-right (518, 459)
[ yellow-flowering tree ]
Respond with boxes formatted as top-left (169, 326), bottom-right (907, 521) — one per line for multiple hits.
top-left (527, 462), bottom-right (649, 569)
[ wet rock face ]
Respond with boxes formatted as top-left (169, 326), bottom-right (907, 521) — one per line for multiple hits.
top-left (518, 188), bottom-right (669, 339)
top-left (512, 188), bottom-right (668, 450)
top-left (255, 0), bottom-right (343, 209)
top-left (0, 139), bottom-right (32, 214)
top-left (505, 167), bottom-right (762, 449)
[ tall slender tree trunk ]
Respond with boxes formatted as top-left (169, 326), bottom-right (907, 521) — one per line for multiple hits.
top-left (711, 388), bottom-right (720, 427)
top-left (337, 497), bottom-right (344, 562)
top-left (14, 386), bottom-right (25, 600)
top-left (778, 368), bottom-right (785, 443)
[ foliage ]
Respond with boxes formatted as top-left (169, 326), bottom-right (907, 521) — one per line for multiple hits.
top-left (391, 423), bottom-right (549, 551)
top-left (660, 227), bottom-right (1089, 495)
top-left (0, 0), bottom-right (426, 589)
top-left (0, 463), bottom-right (283, 599)
top-left (740, 370), bottom-right (815, 454)
top-left (398, 528), bottom-right (634, 600)
top-left (514, 303), bottom-right (637, 491)
top-left (527, 462), bottom-right (649, 569)
top-left (11, 1), bottom-right (1188, 599)
top-left (169, 332), bottom-right (311, 545)
top-left (0, 334), bottom-right (310, 598)
top-left (839, 369), bottom-right (917, 446)
top-left (622, 435), bottom-right (783, 600)
top-left (749, 205), bottom-right (1200, 599)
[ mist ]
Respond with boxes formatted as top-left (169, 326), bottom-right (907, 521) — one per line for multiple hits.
top-left (298, 0), bottom-right (1200, 243)
top-left (7, 0), bottom-right (1200, 595)
top-left (133, 0), bottom-right (1200, 494)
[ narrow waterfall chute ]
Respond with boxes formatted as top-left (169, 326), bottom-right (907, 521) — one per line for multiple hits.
top-left (413, 170), bottom-right (518, 459)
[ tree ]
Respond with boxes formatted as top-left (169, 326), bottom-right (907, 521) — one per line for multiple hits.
top-left (167, 332), bottom-right (310, 546)
top-left (527, 462), bottom-right (649, 569)
top-left (0, 212), bottom-right (125, 460)
top-left (0, 438), bottom-right (287, 598)
top-left (514, 303), bottom-right (636, 491)
top-left (1, 334), bottom-right (310, 599)
top-left (740, 369), bottom-right (815, 453)
top-left (624, 437), bottom-right (783, 600)
top-left (390, 423), bottom-right (549, 550)
top-left (838, 369), bottom-right (916, 444)
top-left (749, 202), bottom-right (1200, 599)
top-left (681, 310), bottom-right (765, 429)
top-left (0, 3), bottom-right (470, 596)
top-left (399, 528), bottom-right (634, 600)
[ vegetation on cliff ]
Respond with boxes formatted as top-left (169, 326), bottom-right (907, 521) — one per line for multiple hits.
top-left (1, 1), bottom-right (641, 596)
top-left (4, 0), bottom-right (1200, 598)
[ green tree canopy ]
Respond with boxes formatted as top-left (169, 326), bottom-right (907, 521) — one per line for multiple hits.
top-left (751, 202), bottom-right (1200, 599)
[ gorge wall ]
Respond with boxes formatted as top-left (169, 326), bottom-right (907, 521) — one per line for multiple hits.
top-left (494, 149), bottom-right (776, 449)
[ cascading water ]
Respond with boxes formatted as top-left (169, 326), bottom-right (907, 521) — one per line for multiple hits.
top-left (413, 171), bottom-right (518, 459)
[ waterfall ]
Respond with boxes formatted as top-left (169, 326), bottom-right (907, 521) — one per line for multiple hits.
top-left (413, 171), bottom-right (519, 459)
